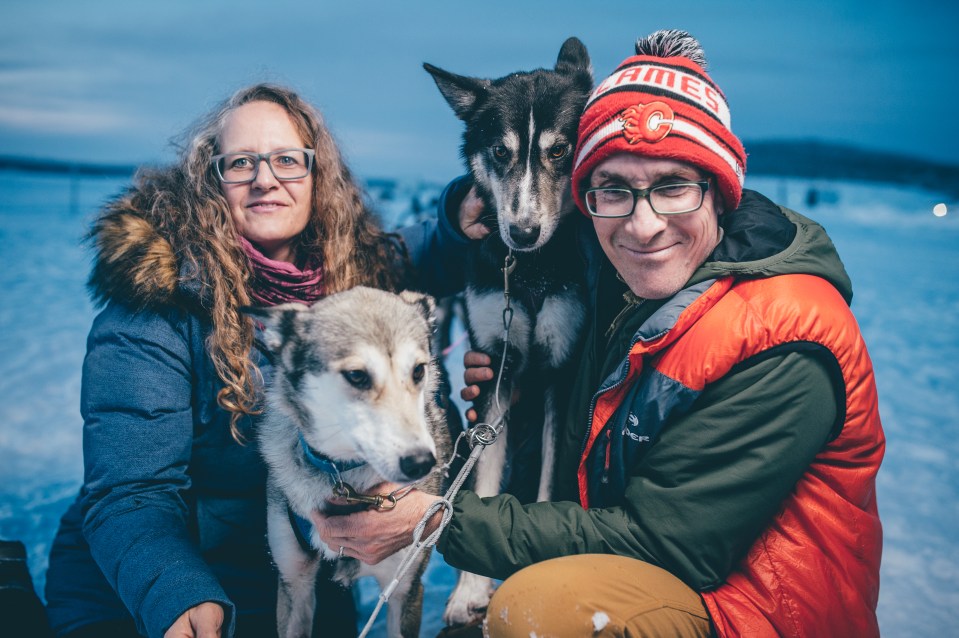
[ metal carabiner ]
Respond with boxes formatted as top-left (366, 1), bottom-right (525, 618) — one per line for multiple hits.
top-left (332, 482), bottom-right (398, 510)
top-left (501, 253), bottom-right (517, 298)
top-left (502, 252), bottom-right (517, 330)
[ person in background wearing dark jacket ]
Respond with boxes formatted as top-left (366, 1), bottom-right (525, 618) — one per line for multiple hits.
top-left (316, 31), bottom-right (884, 637)
top-left (42, 83), bottom-right (468, 638)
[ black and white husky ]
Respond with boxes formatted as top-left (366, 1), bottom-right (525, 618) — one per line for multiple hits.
top-left (424, 38), bottom-right (593, 625)
top-left (246, 287), bottom-right (451, 638)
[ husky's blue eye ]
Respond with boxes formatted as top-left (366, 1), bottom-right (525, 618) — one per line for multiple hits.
top-left (412, 363), bottom-right (426, 384)
top-left (492, 145), bottom-right (509, 160)
top-left (342, 369), bottom-right (372, 390)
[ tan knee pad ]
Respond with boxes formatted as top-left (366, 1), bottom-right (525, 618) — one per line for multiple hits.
top-left (484, 554), bottom-right (712, 637)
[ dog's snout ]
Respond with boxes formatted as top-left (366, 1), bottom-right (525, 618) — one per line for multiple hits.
top-left (509, 225), bottom-right (540, 248)
top-left (400, 450), bottom-right (436, 480)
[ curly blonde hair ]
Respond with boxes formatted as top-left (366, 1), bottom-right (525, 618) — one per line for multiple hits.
top-left (132, 84), bottom-right (405, 439)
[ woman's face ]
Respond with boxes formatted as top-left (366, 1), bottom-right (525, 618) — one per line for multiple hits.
top-left (218, 101), bottom-right (313, 264)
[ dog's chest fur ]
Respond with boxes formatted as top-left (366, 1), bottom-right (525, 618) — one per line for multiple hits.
top-left (464, 221), bottom-right (586, 371)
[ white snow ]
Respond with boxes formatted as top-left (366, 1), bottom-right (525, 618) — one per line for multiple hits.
top-left (1, 171), bottom-right (957, 636)
top-left (592, 611), bottom-right (610, 632)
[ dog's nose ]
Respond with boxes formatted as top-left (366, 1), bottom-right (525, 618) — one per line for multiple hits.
top-left (400, 450), bottom-right (436, 480)
top-left (508, 225), bottom-right (540, 247)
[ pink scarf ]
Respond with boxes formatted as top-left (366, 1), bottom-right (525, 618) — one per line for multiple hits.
top-left (240, 237), bottom-right (325, 307)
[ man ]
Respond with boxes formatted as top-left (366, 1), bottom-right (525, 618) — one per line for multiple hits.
top-left (317, 30), bottom-right (884, 637)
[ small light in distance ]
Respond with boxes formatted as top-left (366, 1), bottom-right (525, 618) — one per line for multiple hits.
top-left (933, 203), bottom-right (948, 217)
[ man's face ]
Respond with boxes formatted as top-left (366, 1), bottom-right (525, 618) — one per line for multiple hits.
top-left (589, 154), bottom-right (722, 300)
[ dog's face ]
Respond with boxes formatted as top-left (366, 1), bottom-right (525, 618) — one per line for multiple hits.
top-left (425, 37), bottom-right (593, 252)
top-left (248, 288), bottom-right (439, 483)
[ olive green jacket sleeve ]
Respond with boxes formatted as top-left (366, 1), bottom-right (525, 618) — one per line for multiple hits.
top-left (436, 350), bottom-right (837, 591)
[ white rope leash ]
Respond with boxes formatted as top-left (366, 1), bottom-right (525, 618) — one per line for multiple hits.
top-left (358, 252), bottom-right (516, 637)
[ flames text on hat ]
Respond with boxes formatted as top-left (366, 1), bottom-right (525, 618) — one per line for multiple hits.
top-left (589, 64), bottom-right (729, 128)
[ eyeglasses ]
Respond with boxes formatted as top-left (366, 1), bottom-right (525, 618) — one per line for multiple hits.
top-left (584, 180), bottom-right (710, 217)
top-left (212, 148), bottom-right (315, 184)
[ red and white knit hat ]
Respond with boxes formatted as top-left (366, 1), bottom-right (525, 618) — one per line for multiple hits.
top-left (572, 30), bottom-right (746, 213)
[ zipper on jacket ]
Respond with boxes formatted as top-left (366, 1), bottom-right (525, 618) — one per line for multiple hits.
top-left (602, 429), bottom-right (612, 484)
top-left (581, 329), bottom-right (646, 461)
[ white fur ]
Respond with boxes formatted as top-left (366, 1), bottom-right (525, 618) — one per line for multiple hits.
top-left (294, 345), bottom-right (436, 484)
top-left (444, 571), bottom-right (496, 628)
top-left (465, 288), bottom-right (533, 368)
top-left (502, 130), bottom-right (520, 155)
top-left (513, 108), bottom-right (537, 229)
top-left (533, 290), bottom-right (587, 369)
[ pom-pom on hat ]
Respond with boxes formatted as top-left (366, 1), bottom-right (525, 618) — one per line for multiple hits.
top-left (572, 30), bottom-right (746, 214)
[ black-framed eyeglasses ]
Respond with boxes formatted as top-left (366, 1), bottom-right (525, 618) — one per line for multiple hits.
top-left (584, 180), bottom-right (710, 217)
top-left (211, 148), bottom-right (315, 184)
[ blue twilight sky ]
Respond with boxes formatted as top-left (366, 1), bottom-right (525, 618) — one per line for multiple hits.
top-left (2, 0), bottom-right (957, 181)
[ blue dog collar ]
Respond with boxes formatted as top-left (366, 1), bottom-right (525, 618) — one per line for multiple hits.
top-left (298, 431), bottom-right (366, 476)
top-left (288, 505), bottom-right (317, 557)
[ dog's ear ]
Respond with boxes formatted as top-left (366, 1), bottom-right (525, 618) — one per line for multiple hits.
top-left (423, 63), bottom-right (491, 120)
top-left (398, 290), bottom-right (437, 330)
top-left (241, 303), bottom-right (309, 352)
top-left (555, 37), bottom-right (592, 81)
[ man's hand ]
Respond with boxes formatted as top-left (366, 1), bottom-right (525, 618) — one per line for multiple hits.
top-left (459, 186), bottom-right (490, 240)
top-left (312, 486), bottom-right (444, 565)
top-left (164, 602), bottom-right (225, 638)
top-left (461, 351), bottom-right (521, 422)
top-left (461, 351), bottom-right (493, 422)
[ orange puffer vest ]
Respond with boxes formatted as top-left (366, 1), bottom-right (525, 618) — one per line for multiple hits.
top-left (578, 274), bottom-right (884, 637)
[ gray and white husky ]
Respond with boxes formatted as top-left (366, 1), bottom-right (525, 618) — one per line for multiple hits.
top-left (246, 287), bottom-right (451, 638)
top-left (424, 38), bottom-right (593, 625)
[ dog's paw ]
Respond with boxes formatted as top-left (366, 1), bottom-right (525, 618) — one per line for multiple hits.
top-left (444, 573), bottom-right (494, 626)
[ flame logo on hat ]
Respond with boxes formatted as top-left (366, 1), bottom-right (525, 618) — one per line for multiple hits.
top-left (621, 101), bottom-right (674, 144)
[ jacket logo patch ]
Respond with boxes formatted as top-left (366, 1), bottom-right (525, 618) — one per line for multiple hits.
top-left (621, 101), bottom-right (674, 144)
top-left (622, 413), bottom-right (650, 443)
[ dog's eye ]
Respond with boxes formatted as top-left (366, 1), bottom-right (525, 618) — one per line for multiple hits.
top-left (492, 145), bottom-right (509, 160)
top-left (341, 369), bottom-right (372, 390)
top-left (412, 363), bottom-right (426, 384)
top-left (548, 143), bottom-right (569, 160)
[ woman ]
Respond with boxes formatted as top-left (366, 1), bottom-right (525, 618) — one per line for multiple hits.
top-left (44, 84), bottom-right (468, 638)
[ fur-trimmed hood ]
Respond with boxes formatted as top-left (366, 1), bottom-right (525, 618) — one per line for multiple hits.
top-left (87, 168), bottom-right (204, 311)
top-left (88, 208), bottom-right (181, 309)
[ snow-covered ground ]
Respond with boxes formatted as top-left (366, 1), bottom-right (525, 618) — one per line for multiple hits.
top-left (1, 171), bottom-right (956, 635)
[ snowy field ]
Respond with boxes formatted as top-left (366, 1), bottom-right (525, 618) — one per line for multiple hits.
top-left (0, 170), bottom-right (956, 635)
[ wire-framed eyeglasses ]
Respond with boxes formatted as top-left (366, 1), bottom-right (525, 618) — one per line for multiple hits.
top-left (584, 180), bottom-right (710, 217)
top-left (212, 148), bottom-right (315, 184)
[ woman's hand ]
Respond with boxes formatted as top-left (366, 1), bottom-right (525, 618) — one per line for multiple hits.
top-left (312, 485), bottom-right (444, 565)
top-left (459, 186), bottom-right (490, 240)
top-left (164, 602), bottom-right (225, 638)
